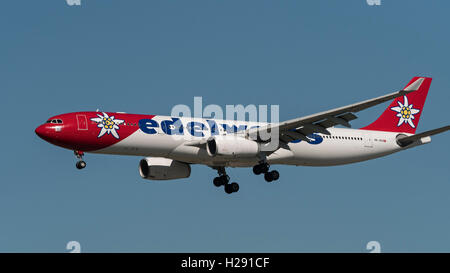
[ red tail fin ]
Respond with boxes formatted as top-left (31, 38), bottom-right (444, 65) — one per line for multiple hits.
top-left (361, 77), bottom-right (432, 134)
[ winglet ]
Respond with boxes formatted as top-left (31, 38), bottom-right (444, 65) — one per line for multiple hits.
top-left (403, 77), bottom-right (425, 92)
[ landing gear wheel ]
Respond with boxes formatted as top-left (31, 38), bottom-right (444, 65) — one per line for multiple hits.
top-left (225, 182), bottom-right (239, 194)
top-left (230, 182), bottom-right (239, 193)
top-left (253, 165), bottom-right (262, 175)
top-left (74, 151), bottom-right (86, 170)
top-left (264, 172), bottom-right (274, 182)
top-left (76, 161), bottom-right (86, 170)
top-left (224, 184), bottom-right (233, 194)
top-left (213, 167), bottom-right (239, 194)
top-left (213, 176), bottom-right (229, 187)
top-left (221, 175), bottom-right (230, 184)
top-left (270, 170), bottom-right (280, 181)
top-left (260, 163), bottom-right (269, 173)
top-left (253, 163), bottom-right (269, 175)
top-left (213, 177), bottom-right (222, 187)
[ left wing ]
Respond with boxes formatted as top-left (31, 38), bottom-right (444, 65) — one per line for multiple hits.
top-left (246, 77), bottom-right (426, 143)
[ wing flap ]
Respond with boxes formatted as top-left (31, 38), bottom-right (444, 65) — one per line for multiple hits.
top-left (316, 113), bottom-right (358, 129)
top-left (282, 130), bottom-right (310, 142)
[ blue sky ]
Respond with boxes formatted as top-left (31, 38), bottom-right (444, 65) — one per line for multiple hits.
top-left (0, 0), bottom-right (449, 252)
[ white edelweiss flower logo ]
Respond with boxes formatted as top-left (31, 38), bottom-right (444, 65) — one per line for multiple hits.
top-left (90, 112), bottom-right (124, 139)
top-left (390, 96), bottom-right (420, 128)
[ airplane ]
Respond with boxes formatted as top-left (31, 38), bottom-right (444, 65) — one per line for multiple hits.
top-left (35, 77), bottom-right (449, 194)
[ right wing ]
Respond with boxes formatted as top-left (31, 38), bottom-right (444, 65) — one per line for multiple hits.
top-left (246, 77), bottom-right (426, 143)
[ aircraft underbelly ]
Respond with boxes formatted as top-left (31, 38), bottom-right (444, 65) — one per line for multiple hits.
top-left (286, 138), bottom-right (401, 166)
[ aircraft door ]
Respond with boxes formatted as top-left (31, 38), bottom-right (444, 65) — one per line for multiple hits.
top-left (76, 114), bottom-right (88, 131)
top-left (363, 133), bottom-right (373, 148)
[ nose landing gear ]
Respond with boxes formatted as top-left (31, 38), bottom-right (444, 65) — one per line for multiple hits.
top-left (74, 151), bottom-right (86, 169)
top-left (253, 162), bottom-right (280, 182)
top-left (213, 167), bottom-right (239, 194)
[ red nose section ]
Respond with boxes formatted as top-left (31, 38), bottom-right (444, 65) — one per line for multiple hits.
top-left (35, 124), bottom-right (53, 142)
top-left (36, 112), bottom-right (145, 152)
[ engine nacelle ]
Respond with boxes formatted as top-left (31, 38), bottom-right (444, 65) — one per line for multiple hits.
top-left (139, 157), bottom-right (191, 180)
top-left (206, 135), bottom-right (260, 158)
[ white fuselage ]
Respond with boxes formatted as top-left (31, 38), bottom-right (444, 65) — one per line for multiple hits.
top-left (92, 115), bottom-right (430, 167)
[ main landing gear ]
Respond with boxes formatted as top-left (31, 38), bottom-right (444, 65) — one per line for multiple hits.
top-left (253, 162), bottom-right (280, 182)
top-left (213, 167), bottom-right (239, 194)
top-left (74, 151), bottom-right (86, 170)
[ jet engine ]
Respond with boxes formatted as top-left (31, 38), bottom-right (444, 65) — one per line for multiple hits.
top-left (139, 157), bottom-right (191, 180)
top-left (206, 135), bottom-right (260, 158)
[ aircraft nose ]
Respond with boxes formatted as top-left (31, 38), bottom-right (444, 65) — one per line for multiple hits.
top-left (35, 124), bottom-right (51, 140)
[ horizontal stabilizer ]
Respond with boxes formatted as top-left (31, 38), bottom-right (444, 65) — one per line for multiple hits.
top-left (397, 125), bottom-right (450, 147)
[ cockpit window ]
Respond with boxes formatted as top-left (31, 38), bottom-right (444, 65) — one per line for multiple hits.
top-left (46, 119), bottom-right (63, 124)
